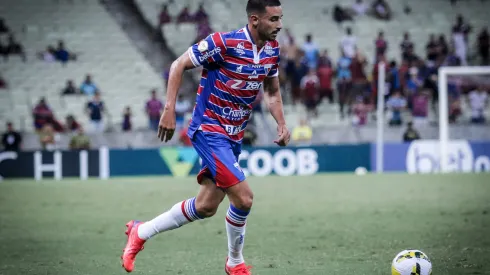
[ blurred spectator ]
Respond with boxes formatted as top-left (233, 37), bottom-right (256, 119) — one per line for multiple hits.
top-left (292, 119), bottom-right (313, 146)
top-left (406, 67), bottom-right (423, 96)
top-left (351, 96), bottom-right (371, 127)
top-left (468, 86), bottom-right (488, 124)
top-left (336, 51), bottom-right (353, 118)
top-left (2, 122), bottom-right (22, 151)
top-left (61, 80), bottom-right (79, 95)
top-left (386, 90), bottom-right (407, 126)
top-left (302, 34), bottom-right (319, 69)
top-left (33, 97), bottom-right (55, 131)
top-left (411, 90), bottom-right (430, 126)
top-left (400, 32), bottom-right (415, 61)
top-left (177, 6), bottom-right (193, 24)
top-left (375, 31), bottom-right (388, 58)
top-left (5, 35), bottom-right (26, 62)
top-left (426, 34), bottom-right (439, 62)
top-left (449, 95), bottom-right (462, 123)
top-left (194, 17), bottom-right (213, 44)
top-left (332, 4), bottom-right (353, 24)
top-left (340, 27), bottom-right (357, 58)
top-left (37, 46), bottom-right (57, 62)
top-left (122, 106), bottom-right (132, 132)
top-left (300, 69), bottom-right (320, 117)
top-left (351, 0), bottom-right (368, 16)
top-left (286, 52), bottom-right (309, 105)
top-left (158, 4), bottom-right (172, 27)
top-left (350, 50), bottom-right (369, 98)
top-left (317, 60), bottom-right (334, 104)
top-left (39, 124), bottom-right (55, 151)
top-left (86, 92), bottom-right (105, 133)
top-left (452, 22), bottom-right (468, 65)
top-left (193, 3), bottom-right (209, 22)
top-left (56, 40), bottom-right (76, 64)
top-left (65, 115), bottom-right (81, 133)
top-left (0, 74), bottom-right (7, 89)
top-left (175, 95), bottom-right (191, 129)
top-left (371, 0), bottom-right (392, 20)
top-left (179, 120), bottom-right (192, 147)
top-left (277, 28), bottom-right (294, 50)
top-left (80, 74), bottom-right (98, 96)
top-left (437, 34), bottom-right (449, 59)
top-left (453, 14), bottom-right (472, 41)
top-left (402, 122), bottom-right (421, 142)
top-left (387, 60), bottom-right (400, 95)
top-left (0, 18), bottom-right (9, 33)
top-left (318, 49), bottom-right (332, 68)
top-left (478, 27), bottom-right (489, 65)
top-left (69, 127), bottom-right (91, 150)
top-left (146, 89), bottom-right (163, 131)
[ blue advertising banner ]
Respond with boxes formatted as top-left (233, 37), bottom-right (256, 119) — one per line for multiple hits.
top-left (109, 144), bottom-right (371, 177)
top-left (371, 140), bottom-right (490, 173)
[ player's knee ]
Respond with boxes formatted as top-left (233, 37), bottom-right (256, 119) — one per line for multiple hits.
top-left (195, 201), bottom-right (219, 218)
top-left (234, 191), bottom-right (254, 212)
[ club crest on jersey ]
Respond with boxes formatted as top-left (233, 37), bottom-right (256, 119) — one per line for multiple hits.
top-left (264, 43), bottom-right (274, 56)
top-left (197, 40), bottom-right (208, 53)
top-left (248, 70), bottom-right (259, 79)
top-left (236, 65), bottom-right (243, 73)
top-left (264, 64), bottom-right (272, 74)
top-left (235, 42), bottom-right (246, 55)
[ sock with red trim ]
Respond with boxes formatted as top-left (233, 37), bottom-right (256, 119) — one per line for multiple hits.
top-left (225, 204), bottom-right (250, 267)
top-left (137, 197), bottom-right (202, 240)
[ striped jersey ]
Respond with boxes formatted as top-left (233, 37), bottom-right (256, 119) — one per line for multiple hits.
top-left (187, 25), bottom-right (280, 144)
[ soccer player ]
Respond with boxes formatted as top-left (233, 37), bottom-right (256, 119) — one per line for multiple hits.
top-left (121, 0), bottom-right (289, 274)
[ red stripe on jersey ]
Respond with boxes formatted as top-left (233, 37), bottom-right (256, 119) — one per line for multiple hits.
top-left (212, 32), bottom-right (226, 50)
top-left (197, 85), bottom-right (203, 95)
top-left (202, 69), bottom-right (208, 78)
top-left (215, 79), bottom-right (257, 98)
top-left (200, 124), bottom-right (243, 141)
top-left (226, 39), bottom-right (252, 49)
top-left (260, 56), bottom-right (279, 64)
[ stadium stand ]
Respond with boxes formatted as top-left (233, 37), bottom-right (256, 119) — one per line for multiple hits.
top-left (0, 0), bottom-right (164, 134)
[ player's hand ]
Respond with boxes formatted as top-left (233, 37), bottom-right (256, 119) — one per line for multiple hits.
top-left (157, 106), bottom-right (176, 142)
top-left (274, 124), bottom-right (290, 147)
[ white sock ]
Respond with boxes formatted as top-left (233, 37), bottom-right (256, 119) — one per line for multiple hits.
top-left (225, 204), bottom-right (250, 267)
top-left (137, 197), bottom-right (202, 240)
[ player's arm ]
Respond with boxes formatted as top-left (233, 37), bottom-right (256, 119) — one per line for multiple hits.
top-left (263, 76), bottom-right (290, 146)
top-left (157, 52), bottom-right (195, 142)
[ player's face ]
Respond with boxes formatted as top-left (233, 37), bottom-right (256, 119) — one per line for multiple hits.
top-left (256, 6), bottom-right (283, 41)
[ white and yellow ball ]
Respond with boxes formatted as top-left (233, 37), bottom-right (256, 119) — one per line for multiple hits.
top-left (391, 249), bottom-right (432, 275)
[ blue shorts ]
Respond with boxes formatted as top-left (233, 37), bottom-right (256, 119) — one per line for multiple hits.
top-left (192, 131), bottom-right (246, 188)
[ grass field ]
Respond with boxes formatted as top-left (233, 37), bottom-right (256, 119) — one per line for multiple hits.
top-left (0, 174), bottom-right (489, 275)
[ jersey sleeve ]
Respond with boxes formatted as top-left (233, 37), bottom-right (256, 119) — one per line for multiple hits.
top-left (187, 32), bottom-right (227, 67)
top-left (266, 48), bottom-right (281, 78)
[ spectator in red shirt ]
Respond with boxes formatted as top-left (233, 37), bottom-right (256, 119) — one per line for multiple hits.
top-left (375, 31), bottom-right (388, 58)
top-left (65, 115), bottom-right (81, 133)
top-left (317, 62), bottom-right (334, 104)
top-left (146, 89), bottom-right (163, 131)
top-left (33, 97), bottom-right (55, 131)
top-left (179, 121), bottom-right (192, 147)
top-left (300, 69), bottom-right (320, 117)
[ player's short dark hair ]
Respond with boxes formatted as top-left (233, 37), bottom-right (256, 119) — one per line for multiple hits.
top-left (246, 0), bottom-right (281, 15)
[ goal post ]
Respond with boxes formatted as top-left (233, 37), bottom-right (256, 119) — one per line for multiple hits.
top-left (438, 66), bottom-right (490, 173)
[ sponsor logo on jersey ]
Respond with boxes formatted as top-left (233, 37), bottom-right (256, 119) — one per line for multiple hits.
top-left (236, 65), bottom-right (243, 73)
top-left (198, 47), bottom-right (221, 62)
top-left (248, 70), bottom-right (259, 79)
top-left (225, 79), bottom-right (262, 90)
top-left (222, 106), bottom-right (251, 121)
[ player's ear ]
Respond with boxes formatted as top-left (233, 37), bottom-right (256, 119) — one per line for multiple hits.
top-left (250, 14), bottom-right (259, 28)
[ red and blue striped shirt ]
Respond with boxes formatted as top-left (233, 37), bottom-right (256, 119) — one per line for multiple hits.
top-left (187, 25), bottom-right (280, 144)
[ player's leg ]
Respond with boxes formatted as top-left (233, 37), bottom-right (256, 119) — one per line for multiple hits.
top-left (224, 180), bottom-right (253, 270)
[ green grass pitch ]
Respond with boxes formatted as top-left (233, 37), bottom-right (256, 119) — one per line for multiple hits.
top-left (0, 174), bottom-right (489, 275)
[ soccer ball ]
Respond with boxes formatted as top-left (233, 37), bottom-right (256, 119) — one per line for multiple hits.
top-left (391, 249), bottom-right (432, 275)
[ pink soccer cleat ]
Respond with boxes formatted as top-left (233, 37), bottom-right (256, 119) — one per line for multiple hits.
top-left (225, 258), bottom-right (252, 275)
top-left (121, 220), bottom-right (146, 272)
